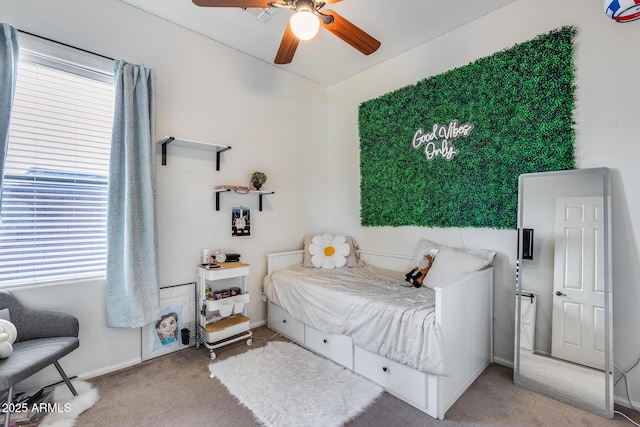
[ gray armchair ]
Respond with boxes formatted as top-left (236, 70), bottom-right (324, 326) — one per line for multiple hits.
top-left (0, 290), bottom-right (79, 427)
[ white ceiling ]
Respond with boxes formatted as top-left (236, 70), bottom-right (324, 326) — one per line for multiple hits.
top-left (118, 0), bottom-right (515, 86)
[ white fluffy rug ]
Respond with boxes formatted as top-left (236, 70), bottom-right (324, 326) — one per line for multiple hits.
top-left (39, 380), bottom-right (99, 427)
top-left (208, 341), bottom-right (383, 427)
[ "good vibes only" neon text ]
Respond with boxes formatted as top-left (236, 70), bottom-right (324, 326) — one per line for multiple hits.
top-left (412, 120), bottom-right (474, 161)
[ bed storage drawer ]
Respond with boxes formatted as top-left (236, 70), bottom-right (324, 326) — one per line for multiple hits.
top-left (267, 302), bottom-right (304, 344)
top-left (354, 346), bottom-right (428, 409)
top-left (304, 325), bottom-right (353, 369)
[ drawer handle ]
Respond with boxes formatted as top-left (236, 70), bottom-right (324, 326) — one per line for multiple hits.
top-left (382, 366), bottom-right (390, 373)
top-left (323, 339), bottom-right (328, 344)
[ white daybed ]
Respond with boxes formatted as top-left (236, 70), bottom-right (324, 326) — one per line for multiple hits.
top-left (264, 249), bottom-right (494, 420)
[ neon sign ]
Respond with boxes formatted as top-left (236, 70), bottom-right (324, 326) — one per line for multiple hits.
top-left (412, 120), bottom-right (474, 161)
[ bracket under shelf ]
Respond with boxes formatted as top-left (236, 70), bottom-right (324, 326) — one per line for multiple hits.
top-left (213, 188), bottom-right (275, 211)
top-left (159, 136), bottom-right (231, 170)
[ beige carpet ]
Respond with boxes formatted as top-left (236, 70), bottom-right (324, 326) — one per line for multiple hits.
top-left (77, 326), bottom-right (640, 426)
top-left (519, 351), bottom-right (605, 412)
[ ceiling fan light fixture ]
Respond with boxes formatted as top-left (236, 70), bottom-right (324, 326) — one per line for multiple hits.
top-left (290, 10), bottom-right (320, 40)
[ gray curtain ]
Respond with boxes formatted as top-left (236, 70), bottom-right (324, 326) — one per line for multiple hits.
top-left (0, 24), bottom-right (19, 217)
top-left (106, 60), bottom-right (160, 328)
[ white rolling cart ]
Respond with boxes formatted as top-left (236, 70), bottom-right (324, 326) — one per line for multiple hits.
top-left (198, 262), bottom-right (252, 360)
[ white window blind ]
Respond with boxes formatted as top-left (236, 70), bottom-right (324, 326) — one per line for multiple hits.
top-left (0, 53), bottom-right (114, 285)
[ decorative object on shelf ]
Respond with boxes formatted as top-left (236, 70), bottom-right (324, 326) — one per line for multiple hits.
top-left (214, 249), bottom-right (227, 263)
top-left (250, 171), bottom-right (267, 190)
top-left (226, 253), bottom-right (241, 262)
top-left (604, 0), bottom-right (640, 22)
top-left (215, 184), bottom-right (250, 194)
top-left (232, 206), bottom-right (251, 238)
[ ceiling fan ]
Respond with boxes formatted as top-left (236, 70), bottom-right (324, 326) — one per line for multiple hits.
top-left (192, 0), bottom-right (381, 64)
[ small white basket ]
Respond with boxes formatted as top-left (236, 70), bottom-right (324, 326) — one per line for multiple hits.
top-left (218, 299), bottom-right (234, 317)
top-left (232, 300), bottom-right (245, 314)
top-left (231, 292), bottom-right (250, 314)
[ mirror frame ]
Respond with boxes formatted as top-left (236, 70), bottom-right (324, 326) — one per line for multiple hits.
top-left (514, 167), bottom-right (613, 418)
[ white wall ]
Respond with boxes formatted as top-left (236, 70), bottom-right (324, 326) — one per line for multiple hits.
top-left (326, 0), bottom-right (640, 407)
top-left (2, 0), bottom-right (328, 387)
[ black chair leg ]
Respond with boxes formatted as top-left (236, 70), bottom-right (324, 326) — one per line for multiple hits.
top-left (3, 385), bottom-right (14, 427)
top-left (53, 361), bottom-right (77, 396)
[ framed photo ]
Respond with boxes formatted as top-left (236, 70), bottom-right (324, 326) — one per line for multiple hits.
top-left (141, 282), bottom-right (196, 361)
top-left (231, 205), bottom-right (251, 237)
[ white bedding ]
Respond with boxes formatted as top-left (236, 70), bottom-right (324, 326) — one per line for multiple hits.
top-left (263, 264), bottom-right (448, 376)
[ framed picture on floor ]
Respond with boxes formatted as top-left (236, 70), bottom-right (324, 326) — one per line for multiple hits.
top-left (231, 205), bottom-right (251, 237)
top-left (141, 282), bottom-right (196, 361)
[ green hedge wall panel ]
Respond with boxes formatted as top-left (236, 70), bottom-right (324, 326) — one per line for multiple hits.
top-left (359, 26), bottom-right (576, 229)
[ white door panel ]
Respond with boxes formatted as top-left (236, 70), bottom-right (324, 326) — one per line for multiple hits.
top-left (552, 197), bottom-right (605, 370)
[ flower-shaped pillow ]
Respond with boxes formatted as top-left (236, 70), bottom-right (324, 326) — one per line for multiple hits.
top-left (309, 234), bottom-right (351, 269)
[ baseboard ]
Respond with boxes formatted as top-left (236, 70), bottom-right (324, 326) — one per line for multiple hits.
top-left (493, 355), bottom-right (514, 369)
top-left (79, 322), bottom-right (266, 381)
top-left (79, 357), bottom-right (141, 380)
top-left (615, 395), bottom-right (640, 411)
top-left (251, 319), bottom-right (265, 328)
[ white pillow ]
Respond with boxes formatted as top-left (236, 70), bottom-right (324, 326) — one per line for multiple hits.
top-left (412, 238), bottom-right (441, 266)
top-left (413, 238), bottom-right (496, 266)
top-left (423, 245), bottom-right (494, 289)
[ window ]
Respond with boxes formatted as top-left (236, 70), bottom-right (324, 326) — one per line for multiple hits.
top-left (0, 42), bottom-right (114, 286)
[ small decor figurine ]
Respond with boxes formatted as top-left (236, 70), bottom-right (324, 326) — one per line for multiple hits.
top-left (403, 253), bottom-right (435, 288)
top-left (251, 171), bottom-right (267, 190)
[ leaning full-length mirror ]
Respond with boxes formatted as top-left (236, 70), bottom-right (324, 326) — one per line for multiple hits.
top-left (514, 168), bottom-right (613, 418)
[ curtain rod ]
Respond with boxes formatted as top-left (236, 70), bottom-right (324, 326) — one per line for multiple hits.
top-left (17, 29), bottom-right (114, 61)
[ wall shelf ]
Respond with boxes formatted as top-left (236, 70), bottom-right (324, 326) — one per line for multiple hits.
top-left (158, 136), bottom-right (231, 169)
top-left (213, 187), bottom-right (274, 211)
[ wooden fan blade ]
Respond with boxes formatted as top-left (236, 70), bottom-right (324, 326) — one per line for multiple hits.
top-left (274, 23), bottom-right (300, 64)
top-left (192, 0), bottom-right (273, 7)
top-left (320, 10), bottom-right (380, 55)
